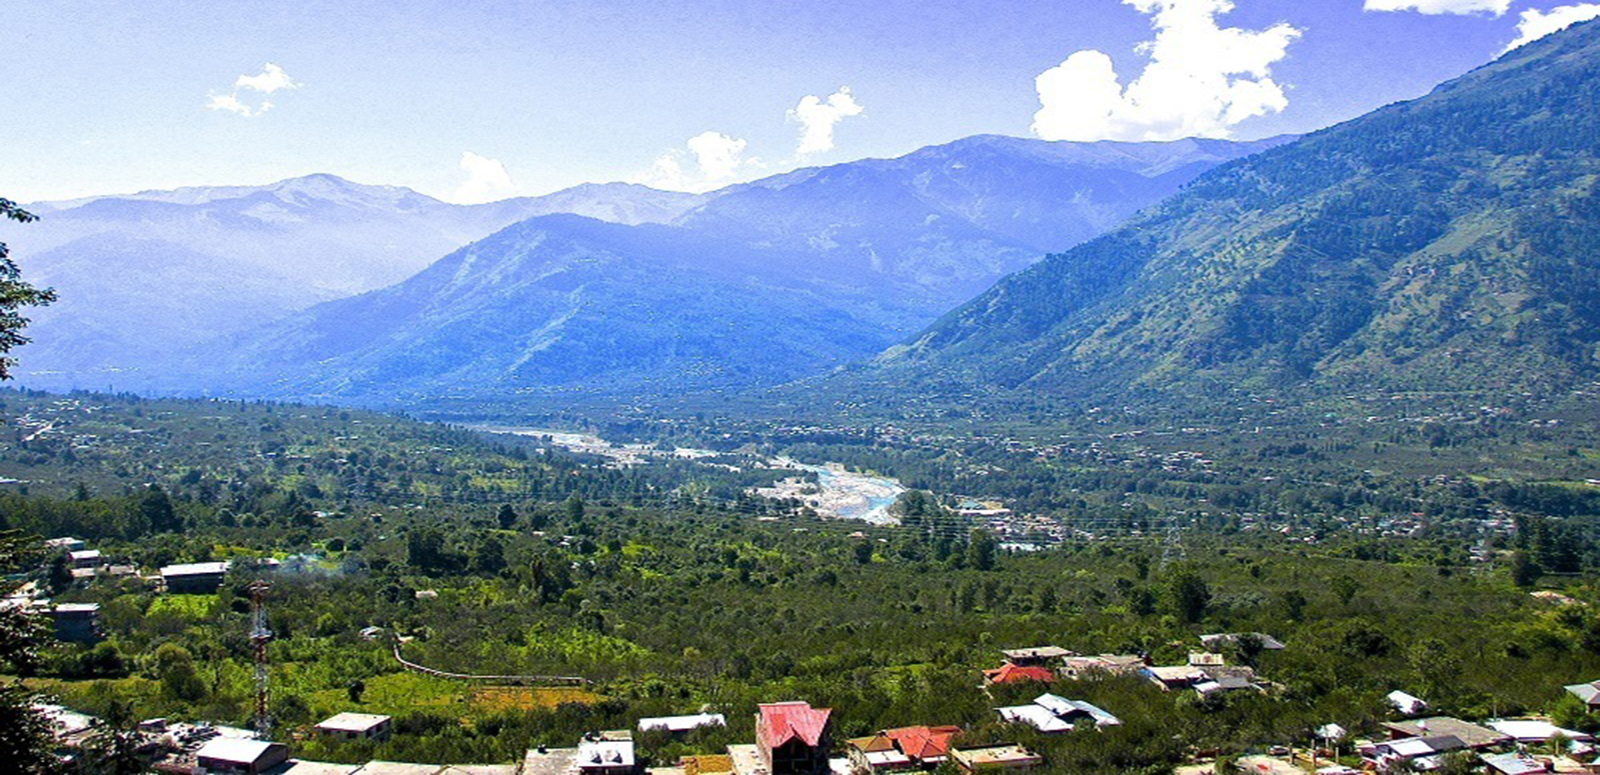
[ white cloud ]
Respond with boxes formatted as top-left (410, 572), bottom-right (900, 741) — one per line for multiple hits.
top-left (1031, 0), bottom-right (1301, 143)
top-left (1505, 3), bottom-right (1600, 50)
top-left (790, 87), bottom-right (865, 155)
top-left (236, 63), bottom-right (301, 94)
top-left (451, 151), bottom-right (520, 204)
top-left (206, 93), bottom-right (272, 118)
top-left (1363, 0), bottom-right (1510, 15)
top-left (206, 63), bottom-right (300, 118)
top-left (634, 131), bottom-right (756, 193)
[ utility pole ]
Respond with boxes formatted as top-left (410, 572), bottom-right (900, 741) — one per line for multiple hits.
top-left (1160, 517), bottom-right (1186, 569)
top-left (247, 580), bottom-right (273, 739)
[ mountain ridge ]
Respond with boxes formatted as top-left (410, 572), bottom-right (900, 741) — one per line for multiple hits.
top-left (864, 18), bottom-right (1600, 407)
top-left (67, 134), bottom-right (1290, 402)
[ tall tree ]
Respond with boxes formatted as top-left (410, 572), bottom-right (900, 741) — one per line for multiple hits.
top-left (1166, 568), bottom-right (1212, 623)
top-left (0, 200), bottom-right (60, 771)
top-left (0, 531), bottom-right (59, 773)
top-left (0, 199), bottom-right (55, 379)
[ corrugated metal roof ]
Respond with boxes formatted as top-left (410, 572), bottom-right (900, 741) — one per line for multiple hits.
top-left (983, 662), bottom-right (1056, 684)
top-left (757, 702), bottom-right (830, 749)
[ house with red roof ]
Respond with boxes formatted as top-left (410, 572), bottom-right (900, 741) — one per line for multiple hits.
top-left (982, 662), bottom-right (1056, 687)
top-left (845, 725), bottom-right (961, 772)
top-left (756, 701), bottom-right (833, 774)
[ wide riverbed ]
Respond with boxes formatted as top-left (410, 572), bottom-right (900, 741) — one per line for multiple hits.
top-left (468, 425), bottom-right (904, 523)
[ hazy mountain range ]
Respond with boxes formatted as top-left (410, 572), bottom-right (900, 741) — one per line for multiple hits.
top-left (11, 177), bottom-right (704, 381)
top-left (11, 134), bottom-right (1286, 401)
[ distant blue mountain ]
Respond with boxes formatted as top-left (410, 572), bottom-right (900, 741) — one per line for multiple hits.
top-left (102, 134), bottom-right (1290, 404)
top-left (9, 177), bottom-right (705, 383)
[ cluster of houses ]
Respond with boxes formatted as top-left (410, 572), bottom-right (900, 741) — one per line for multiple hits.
top-left (982, 637), bottom-right (1279, 701)
top-left (42, 699), bottom-right (1043, 775)
top-left (9, 536), bottom-right (255, 647)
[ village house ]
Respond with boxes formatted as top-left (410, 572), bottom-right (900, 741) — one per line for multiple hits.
top-left (576, 731), bottom-right (636, 775)
top-left (45, 537), bottom-right (84, 553)
top-left (39, 601), bottom-right (101, 644)
top-left (745, 701), bottom-right (831, 775)
top-left (1488, 718), bottom-right (1593, 749)
top-left (1059, 654), bottom-right (1145, 680)
top-left (1568, 680), bottom-right (1600, 709)
top-left (1481, 752), bottom-right (1554, 775)
top-left (981, 661), bottom-right (1055, 687)
top-left (949, 745), bottom-right (1042, 773)
top-left (1381, 717), bottom-right (1512, 750)
top-left (194, 737), bottom-right (290, 775)
top-left (315, 712), bottom-right (393, 742)
top-left (68, 549), bottom-right (101, 569)
top-left (1387, 690), bottom-right (1428, 716)
top-left (1363, 734), bottom-right (1468, 771)
top-left (1143, 659), bottom-right (1260, 695)
top-left (161, 561), bottom-right (230, 594)
top-left (998, 647), bottom-right (1072, 667)
top-left (1199, 633), bottom-right (1286, 651)
top-left (995, 693), bottom-right (1120, 733)
top-left (844, 725), bottom-right (960, 773)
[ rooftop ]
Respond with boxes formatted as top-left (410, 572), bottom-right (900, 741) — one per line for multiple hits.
top-left (983, 662), bottom-right (1056, 685)
top-left (638, 713), bottom-right (726, 733)
top-left (350, 762), bottom-right (439, 775)
top-left (161, 561), bottom-right (231, 577)
top-left (1482, 752), bottom-right (1553, 775)
top-left (1488, 718), bottom-right (1592, 742)
top-left (1383, 717), bottom-right (1511, 749)
top-left (196, 737), bottom-right (286, 765)
top-left (1199, 632), bottom-right (1286, 650)
top-left (521, 748), bottom-right (580, 775)
top-left (952, 745), bottom-right (1042, 768)
top-left (1000, 646), bottom-right (1073, 661)
top-left (316, 712), bottom-right (392, 733)
top-left (577, 738), bottom-right (634, 769)
top-left (757, 701), bottom-right (831, 750)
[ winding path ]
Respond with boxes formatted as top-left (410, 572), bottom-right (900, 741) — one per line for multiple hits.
top-left (391, 642), bottom-right (588, 686)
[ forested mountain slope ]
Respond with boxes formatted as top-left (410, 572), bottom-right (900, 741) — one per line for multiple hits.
top-left (874, 19), bottom-right (1600, 404)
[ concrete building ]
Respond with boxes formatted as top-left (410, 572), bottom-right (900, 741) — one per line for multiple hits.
top-left (41, 602), bottom-right (101, 644)
top-left (161, 561), bottom-right (230, 594)
top-left (949, 746), bottom-right (1042, 773)
top-left (67, 549), bottom-right (101, 569)
top-left (576, 732), bottom-right (635, 775)
top-left (316, 712), bottom-right (393, 742)
top-left (195, 738), bottom-right (290, 774)
top-left (45, 537), bottom-right (84, 552)
top-left (998, 647), bottom-right (1072, 667)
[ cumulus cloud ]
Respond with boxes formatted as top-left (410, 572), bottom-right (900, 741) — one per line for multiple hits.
top-left (1363, 0), bottom-right (1510, 15)
top-left (451, 151), bottom-right (520, 204)
top-left (1031, 0), bottom-right (1301, 143)
top-left (206, 62), bottom-right (300, 117)
top-left (790, 87), bottom-right (865, 155)
top-left (206, 93), bottom-right (272, 118)
top-left (1505, 3), bottom-right (1600, 50)
top-left (635, 131), bottom-right (756, 193)
top-left (235, 63), bottom-right (301, 94)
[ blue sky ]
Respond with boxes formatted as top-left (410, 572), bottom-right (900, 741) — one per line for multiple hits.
top-left (3, 0), bottom-right (1597, 202)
